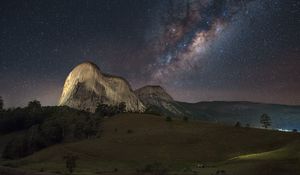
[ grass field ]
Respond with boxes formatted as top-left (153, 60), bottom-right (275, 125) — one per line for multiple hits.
top-left (1, 113), bottom-right (300, 175)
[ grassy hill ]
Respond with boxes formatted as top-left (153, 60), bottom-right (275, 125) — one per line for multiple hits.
top-left (1, 113), bottom-right (300, 175)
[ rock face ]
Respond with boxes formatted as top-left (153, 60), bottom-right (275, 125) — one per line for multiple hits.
top-left (58, 62), bottom-right (145, 112)
top-left (134, 85), bottom-right (173, 105)
top-left (135, 85), bottom-right (186, 116)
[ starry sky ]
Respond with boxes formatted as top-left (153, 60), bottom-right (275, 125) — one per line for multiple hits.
top-left (0, 0), bottom-right (299, 107)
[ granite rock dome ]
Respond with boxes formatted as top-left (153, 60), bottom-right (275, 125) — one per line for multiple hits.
top-left (59, 62), bottom-right (145, 112)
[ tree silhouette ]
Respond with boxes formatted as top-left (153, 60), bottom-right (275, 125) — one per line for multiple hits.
top-left (235, 121), bottom-right (241, 127)
top-left (246, 123), bottom-right (250, 128)
top-left (0, 96), bottom-right (3, 110)
top-left (96, 102), bottom-right (126, 117)
top-left (165, 116), bottom-right (172, 122)
top-left (63, 153), bottom-right (78, 174)
top-left (27, 100), bottom-right (42, 112)
top-left (118, 102), bottom-right (126, 113)
top-left (260, 113), bottom-right (272, 129)
top-left (183, 116), bottom-right (189, 122)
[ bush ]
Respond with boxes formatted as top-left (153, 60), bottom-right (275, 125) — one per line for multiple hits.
top-left (235, 121), bottom-right (241, 127)
top-left (216, 169), bottom-right (226, 174)
top-left (137, 162), bottom-right (168, 175)
top-left (0, 96), bottom-right (3, 111)
top-left (260, 113), bottom-right (272, 128)
top-left (165, 116), bottom-right (172, 122)
top-left (2, 162), bottom-right (17, 168)
top-left (144, 106), bottom-right (162, 116)
top-left (95, 102), bottom-right (126, 117)
top-left (183, 116), bottom-right (189, 122)
top-left (63, 153), bottom-right (78, 174)
top-left (27, 100), bottom-right (42, 112)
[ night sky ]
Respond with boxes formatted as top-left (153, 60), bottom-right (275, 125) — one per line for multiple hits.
top-left (0, 0), bottom-right (299, 107)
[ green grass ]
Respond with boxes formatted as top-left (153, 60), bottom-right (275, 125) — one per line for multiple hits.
top-left (1, 113), bottom-right (300, 175)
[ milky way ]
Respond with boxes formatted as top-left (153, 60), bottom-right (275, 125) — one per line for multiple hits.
top-left (0, 0), bottom-right (299, 107)
top-left (148, 0), bottom-right (253, 82)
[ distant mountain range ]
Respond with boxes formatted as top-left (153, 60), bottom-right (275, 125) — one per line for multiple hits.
top-left (178, 101), bottom-right (300, 130)
top-left (59, 62), bottom-right (300, 130)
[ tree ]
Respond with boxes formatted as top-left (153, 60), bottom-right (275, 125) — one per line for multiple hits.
top-left (183, 116), bottom-right (189, 122)
top-left (235, 121), bottom-right (241, 127)
top-left (63, 153), bottom-right (78, 174)
top-left (0, 96), bottom-right (3, 110)
top-left (27, 100), bottom-right (42, 112)
top-left (96, 102), bottom-right (126, 117)
top-left (95, 103), bottom-right (108, 116)
top-left (165, 116), bottom-right (172, 122)
top-left (260, 113), bottom-right (271, 129)
top-left (41, 120), bottom-right (63, 144)
top-left (245, 123), bottom-right (250, 128)
top-left (1, 105), bottom-right (102, 159)
top-left (137, 162), bottom-right (168, 175)
top-left (118, 102), bottom-right (126, 113)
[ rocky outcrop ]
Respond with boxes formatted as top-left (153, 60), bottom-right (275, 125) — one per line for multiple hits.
top-left (58, 62), bottom-right (145, 112)
top-left (135, 85), bottom-right (186, 116)
top-left (134, 85), bottom-right (173, 105)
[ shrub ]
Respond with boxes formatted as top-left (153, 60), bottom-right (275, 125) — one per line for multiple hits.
top-left (0, 96), bottom-right (3, 111)
top-left (183, 116), bottom-right (189, 122)
top-left (137, 162), bottom-right (168, 175)
top-left (27, 100), bottom-right (42, 112)
top-left (2, 162), bottom-right (17, 168)
top-left (63, 153), bottom-right (78, 174)
top-left (144, 106), bottom-right (162, 116)
top-left (165, 116), bottom-right (172, 122)
top-left (216, 169), bottom-right (226, 174)
top-left (260, 113), bottom-right (272, 128)
top-left (235, 121), bottom-right (241, 127)
top-left (95, 102), bottom-right (126, 117)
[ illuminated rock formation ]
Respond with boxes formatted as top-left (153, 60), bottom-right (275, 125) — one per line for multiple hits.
top-left (59, 62), bottom-right (145, 112)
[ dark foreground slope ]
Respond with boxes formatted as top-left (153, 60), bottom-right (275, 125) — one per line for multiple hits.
top-left (1, 113), bottom-right (300, 175)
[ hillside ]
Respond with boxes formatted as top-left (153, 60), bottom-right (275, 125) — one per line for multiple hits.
top-left (1, 113), bottom-right (300, 175)
top-left (178, 101), bottom-right (300, 130)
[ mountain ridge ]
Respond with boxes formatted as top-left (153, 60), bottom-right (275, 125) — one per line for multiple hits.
top-left (58, 62), bottom-right (300, 130)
